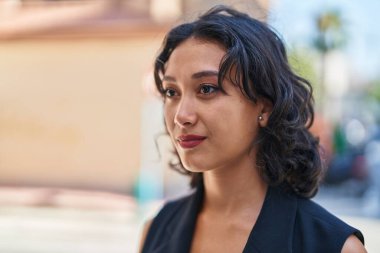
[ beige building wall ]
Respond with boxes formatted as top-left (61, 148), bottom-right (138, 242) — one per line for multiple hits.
top-left (0, 0), bottom-right (270, 196)
top-left (0, 36), bottom-right (164, 193)
top-left (182, 0), bottom-right (269, 20)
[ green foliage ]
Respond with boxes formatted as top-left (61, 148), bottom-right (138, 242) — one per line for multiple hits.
top-left (367, 79), bottom-right (380, 102)
top-left (313, 9), bottom-right (347, 53)
top-left (288, 49), bottom-right (320, 100)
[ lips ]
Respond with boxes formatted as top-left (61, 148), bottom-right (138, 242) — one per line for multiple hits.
top-left (177, 134), bottom-right (207, 149)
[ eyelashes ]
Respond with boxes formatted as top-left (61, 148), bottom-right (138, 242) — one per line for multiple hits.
top-left (164, 88), bottom-right (177, 97)
top-left (199, 84), bottom-right (219, 95)
top-left (163, 84), bottom-right (220, 99)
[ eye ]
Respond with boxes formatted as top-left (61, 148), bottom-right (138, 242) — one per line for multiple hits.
top-left (199, 84), bottom-right (218, 95)
top-left (164, 88), bottom-right (177, 98)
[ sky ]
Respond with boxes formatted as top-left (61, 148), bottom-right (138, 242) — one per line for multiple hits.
top-left (268, 0), bottom-right (380, 81)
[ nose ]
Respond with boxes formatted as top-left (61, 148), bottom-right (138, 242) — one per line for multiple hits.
top-left (174, 96), bottom-right (197, 128)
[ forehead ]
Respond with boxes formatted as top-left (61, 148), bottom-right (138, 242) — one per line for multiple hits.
top-left (165, 38), bottom-right (226, 76)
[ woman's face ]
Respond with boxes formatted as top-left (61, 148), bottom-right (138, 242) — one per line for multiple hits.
top-left (162, 38), bottom-right (266, 173)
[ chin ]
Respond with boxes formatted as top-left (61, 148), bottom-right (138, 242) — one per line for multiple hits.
top-left (182, 161), bottom-right (211, 173)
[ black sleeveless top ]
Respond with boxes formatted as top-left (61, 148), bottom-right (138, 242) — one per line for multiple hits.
top-left (141, 184), bottom-right (364, 253)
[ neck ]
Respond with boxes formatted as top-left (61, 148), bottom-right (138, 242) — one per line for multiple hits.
top-left (201, 155), bottom-right (267, 216)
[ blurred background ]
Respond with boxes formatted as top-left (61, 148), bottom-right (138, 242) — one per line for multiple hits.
top-left (0, 0), bottom-right (379, 252)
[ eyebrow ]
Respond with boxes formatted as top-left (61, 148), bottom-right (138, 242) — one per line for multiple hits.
top-left (162, 70), bottom-right (219, 82)
top-left (192, 70), bottom-right (219, 79)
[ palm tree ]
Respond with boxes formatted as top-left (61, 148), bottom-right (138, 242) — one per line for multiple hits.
top-left (313, 9), bottom-right (346, 112)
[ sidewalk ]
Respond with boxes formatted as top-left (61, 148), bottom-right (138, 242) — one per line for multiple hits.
top-left (0, 187), bottom-right (141, 253)
top-left (0, 186), bottom-right (378, 253)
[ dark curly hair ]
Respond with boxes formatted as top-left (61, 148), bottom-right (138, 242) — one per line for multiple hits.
top-left (154, 5), bottom-right (324, 198)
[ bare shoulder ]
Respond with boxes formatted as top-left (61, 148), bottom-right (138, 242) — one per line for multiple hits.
top-left (341, 235), bottom-right (367, 253)
top-left (138, 218), bottom-right (154, 253)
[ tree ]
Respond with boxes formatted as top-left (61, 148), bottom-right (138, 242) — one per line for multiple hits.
top-left (313, 9), bottom-right (347, 112)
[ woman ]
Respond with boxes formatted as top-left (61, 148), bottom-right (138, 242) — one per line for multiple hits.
top-left (140, 5), bottom-right (366, 253)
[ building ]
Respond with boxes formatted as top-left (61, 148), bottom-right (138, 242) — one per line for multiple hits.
top-left (0, 0), bottom-right (268, 195)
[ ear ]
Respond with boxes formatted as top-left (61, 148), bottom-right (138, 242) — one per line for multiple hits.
top-left (257, 97), bottom-right (273, 128)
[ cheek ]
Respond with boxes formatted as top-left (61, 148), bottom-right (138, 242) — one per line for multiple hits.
top-left (220, 104), bottom-right (259, 138)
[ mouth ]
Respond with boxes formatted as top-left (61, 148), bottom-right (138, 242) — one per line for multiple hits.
top-left (177, 134), bottom-right (207, 149)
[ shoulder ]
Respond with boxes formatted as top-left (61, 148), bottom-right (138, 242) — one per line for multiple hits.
top-left (341, 235), bottom-right (367, 253)
top-left (150, 192), bottom-right (194, 229)
top-left (155, 192), bottom-right (195, 222)
top-left (139, 191), bottom-right (196, 253)
top-left (293, 196), bottom-right (365, 252)
top-left (296, 197), bottom-right (362, 235)
top-left (296, 197), bottom-right (347, 227)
